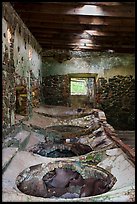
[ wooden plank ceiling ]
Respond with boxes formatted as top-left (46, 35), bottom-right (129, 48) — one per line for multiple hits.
top-left (11, 2), bottom-right (135, 53)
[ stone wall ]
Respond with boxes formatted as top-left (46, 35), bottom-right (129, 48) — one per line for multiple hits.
top-left (2, 2), bottom-right (42, 135)
top-left (95, 75), bottom-right (135, 130)
top-left (42, 75), bottom-right (70, 106)
top-left (42, 50), bottom-right (135, 130)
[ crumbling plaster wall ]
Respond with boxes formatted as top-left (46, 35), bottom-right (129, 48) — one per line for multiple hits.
top-left (42, 50), bottom-right (135, 79)
top-left (2, 2), bottom-right (42, 135)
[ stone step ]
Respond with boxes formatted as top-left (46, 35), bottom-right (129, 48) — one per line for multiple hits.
top-left (117, 134), bottom-right (135, 138)
top-left (117, 137), bottom-right (135, 141)
top-left (3, 130), bottom-right (31, 150)
top-left (117, 135), bottom-right (135, 138)
top-left (115, 130), bottom-right (135, 149)
top-left (25, 131), bottom-right (45, 150)
top-left (2, 147), bottom-right (18, 173)
top-left (2, 130), bottom-right (32, 173)
top-left (119, 133), bottom-right (135, 135)
top-left (116, 131), bottom-right (135, 138)
top-left (116, 131), bottom-right (135, 135)
top-left (117, 131), bottom-right (135, 133)
top-left (14, 130), bottom-right (31, 150)
top-left (117, 136), bottom-right (135, 140)
top-left (119, 141), bottom-right (134, 144)
top-left (118, 139), bottom-right (135, 143)
top-left (118, 136), bottom-right (135, 141)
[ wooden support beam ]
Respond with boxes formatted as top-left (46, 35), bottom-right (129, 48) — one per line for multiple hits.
top-left (37, 37), bottom-right (134, 46)
top-left (36, 35), bottom-right (134, 42)
top-left (28, 23), bottom-right (134, 32)
top-left (12, 3), bottom-right (135, 17)
top-left (10, 2), bottom-right (135, 54)
top-left (16, 13), bottom-right (135, 26)
top-left (39, 39), bottom-right (134, 48)
top-left (32, 30), bottom-right (134, 37)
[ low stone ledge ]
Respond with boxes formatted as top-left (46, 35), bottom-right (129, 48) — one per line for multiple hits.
top-left (2, 147), bottom-right (18, 173)
top-left (104, 126), bottom-right (135, 164)
top-left (15, 131), bottom-right (31, 150)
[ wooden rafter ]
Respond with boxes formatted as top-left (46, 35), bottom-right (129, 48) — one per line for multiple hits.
top-left (10, 2), bottom-right (135, 53)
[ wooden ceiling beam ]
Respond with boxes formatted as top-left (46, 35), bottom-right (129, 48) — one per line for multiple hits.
top-left (35, 34), bottom-right (134, 41)
top-left (10, 2), bottom-right (135, 54)
top-left (40, 44), bottom-right (134, 50)
top-left (12, 2), bottom-right (135, 7)
top-left (28, 24), bottom-right (134, 32)
top-left (32, 30), bottom-right (134, 37)
top-left (16, 13), bottom-right (135, 26)
top-left (38, 40), bottom-right (134, 49)
top-left (85, 30), bottom-right (134, 37)
top-left (37, 38), bottom-right (134, 46)
top-left (23, 15), bottom-right (135, 26)
top-left (12, 3), bottom-right (135, 17)
top-left (76, 2), bottom-right (135, 6)
top-left (61, 2), bottom-right (135, 6)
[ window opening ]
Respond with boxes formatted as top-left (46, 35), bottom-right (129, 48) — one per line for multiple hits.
top-left (70, 77), bottom-right (95, 96)
top-left (70, 78), bottom-right (88, 95)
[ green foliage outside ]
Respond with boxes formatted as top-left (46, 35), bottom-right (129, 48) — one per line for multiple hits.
top-left (71, 78), bottom-right (87, 95)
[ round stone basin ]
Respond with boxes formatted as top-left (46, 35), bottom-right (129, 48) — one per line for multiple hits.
top-left (31, 142), bottom-right (92, 158)
top-left (44, 125), bottom-right (91, 142)
top-left (29, 125), bottom-right (114, 158)
top-left (45, 125), bottom-right (86, 132)
top-left (16, 160), bottom-right (116, 199)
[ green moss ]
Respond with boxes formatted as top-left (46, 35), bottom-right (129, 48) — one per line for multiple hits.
top-left (81, 153), bottom-right (103, 164)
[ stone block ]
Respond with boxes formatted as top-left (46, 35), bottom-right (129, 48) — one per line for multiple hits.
top-left (14, 130), bottom-right (31, 150)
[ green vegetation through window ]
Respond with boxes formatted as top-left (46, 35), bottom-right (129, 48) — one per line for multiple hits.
top-left (70, 78), bottom-right (88, 95)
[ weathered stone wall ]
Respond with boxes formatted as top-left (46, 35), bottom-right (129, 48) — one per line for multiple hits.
top-left (42, 75), bottom-right (70, 106)
top-left (42, 50), bottom-right (135, 79)
top-left (42, 50), bottom-right (135, 130)
top-left (2, 2), bottom-right (42, 135)
top-left (95, 75), bottom-right (135, 130)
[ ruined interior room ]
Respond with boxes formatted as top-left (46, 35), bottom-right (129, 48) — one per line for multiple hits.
top-left (2, 2), bottom-right (135, 202)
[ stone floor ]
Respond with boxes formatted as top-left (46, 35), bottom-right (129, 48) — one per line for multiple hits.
top-left (2, 105), bottom-right (135, 202)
